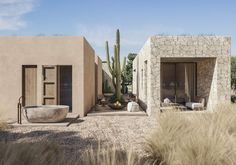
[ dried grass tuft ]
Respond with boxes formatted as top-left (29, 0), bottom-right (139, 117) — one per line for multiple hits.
top-left (1, 104), bottom-right (236, 165)
top-left (0, 122), bottom-right (8, 131)
top-left (0, 142), bottom-right (68, 165)
top-left (80, 144), bottom-right (144, 165)
top-left (145, 104), bottom-right (236, 165)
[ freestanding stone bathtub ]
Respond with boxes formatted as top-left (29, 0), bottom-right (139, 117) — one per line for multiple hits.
top-left (23, 105), bottom-right (69, 123)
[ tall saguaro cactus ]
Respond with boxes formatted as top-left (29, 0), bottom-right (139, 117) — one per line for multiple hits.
top-left (106, 29), bottom-right (126, 101)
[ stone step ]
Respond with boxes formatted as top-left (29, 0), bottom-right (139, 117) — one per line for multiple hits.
top-left (10, 113), bottom-right (80, 127)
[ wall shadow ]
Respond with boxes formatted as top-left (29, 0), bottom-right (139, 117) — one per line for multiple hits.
top-left (0, 128), bottom-right (104, 160)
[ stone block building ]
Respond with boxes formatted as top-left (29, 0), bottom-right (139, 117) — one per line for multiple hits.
top-left (133, 36), bottom-right (231, 116)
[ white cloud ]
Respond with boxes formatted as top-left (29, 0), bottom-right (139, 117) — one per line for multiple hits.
top-left (0, 0), bottom-right (38, 30)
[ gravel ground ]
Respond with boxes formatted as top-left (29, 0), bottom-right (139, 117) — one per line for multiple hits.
top-left (0, 115), bottom-right (157, 158)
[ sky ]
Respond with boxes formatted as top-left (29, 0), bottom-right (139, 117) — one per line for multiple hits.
top-left (0, 0), bottom-right (235, 60)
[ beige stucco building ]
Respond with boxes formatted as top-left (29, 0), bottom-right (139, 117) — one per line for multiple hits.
top-left (102, 61), bottom-right (115, 93)
top-left (133, 36), bottom-right (231, 116)
top-left (0, 36), bottom-right (102, 119)
top-left (95, 55), bottom-right (103, 100)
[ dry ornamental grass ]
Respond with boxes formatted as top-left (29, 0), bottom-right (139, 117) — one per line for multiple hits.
top-left (145, 104), bottom-right (236, 165)
top-left (0, 104), bottom-right (236, 165)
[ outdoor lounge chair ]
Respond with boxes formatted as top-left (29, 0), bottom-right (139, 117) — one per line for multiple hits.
top-left (185, 97), bottom-right (205, 110)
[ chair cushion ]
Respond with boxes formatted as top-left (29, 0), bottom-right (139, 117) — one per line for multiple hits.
top-left (163, 98), bottom-right (172, 104)
top-left (185, 102), bottom-right (203, 109)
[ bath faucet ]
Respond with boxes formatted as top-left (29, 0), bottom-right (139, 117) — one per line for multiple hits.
top-left (17, 96), bottom-right (24, 124)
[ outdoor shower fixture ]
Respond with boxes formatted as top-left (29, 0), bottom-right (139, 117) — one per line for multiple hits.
top-left (17, 96), bottom-right (24, 124)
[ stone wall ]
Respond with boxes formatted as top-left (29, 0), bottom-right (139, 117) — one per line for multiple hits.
top-left (197, 58), bottom-right (217, 109)
top-left (134, 36), bottom-right (231, 115)
top-left (133, 38), bottom-right (151, 113)
top-left (150, 36), bottom-right (231, 58)
top-left (132, 57), bottom-right (138, 95)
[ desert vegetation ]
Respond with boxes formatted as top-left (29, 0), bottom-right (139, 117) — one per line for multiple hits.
top-left (1, 104), bottom-right (236, 165)
top-left (0, 122), bottom-right (7, 131)
top-left (0, 142), bottom-right (67, 165)
top-left (0, 141), bottom-right (143, 165)
top-left (124, 53), bottom-right (137, 85)
top-left (106, 29), bottom-right (126, 102)
top-left (0, 116), bottom-right (8, 131)
top-left (145, 104), bottom-right (236, 165)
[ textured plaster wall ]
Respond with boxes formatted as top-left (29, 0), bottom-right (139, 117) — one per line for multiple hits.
top-left (134, 36), bottom-right (231, 115)
top-left (83, 38), bottom-right (96, 116)
top-left (102, 62), bottom-right (115, 92)
top-left (132, 39), bottom-right (152, 114)
top-left (95, 55), bottom-right (103, 101)
top-left (0, 36), bottom-right (96, 119)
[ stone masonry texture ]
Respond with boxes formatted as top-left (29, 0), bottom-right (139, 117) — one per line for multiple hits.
top-left (133, 36), bottom-right (231, 116)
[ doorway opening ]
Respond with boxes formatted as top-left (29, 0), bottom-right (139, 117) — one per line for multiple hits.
top-left (161, 62), bottom-right (196, 104)
top-left (42, 65), bottom-right (72, 112)
top-left (58, 66), bottom-right (72, 112)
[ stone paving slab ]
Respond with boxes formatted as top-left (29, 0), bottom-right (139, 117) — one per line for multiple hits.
top-left (10, 113), bottom-right (79, 127)
top-left (87, 110), bottom-right (147, 116)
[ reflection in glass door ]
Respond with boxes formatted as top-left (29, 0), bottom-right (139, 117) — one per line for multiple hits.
top-left (58, 66), bottom-right (72, 112)
top-left (161, 63), bottom-right (176, 102)
top-left (161, 63), bottom-right (196, 104)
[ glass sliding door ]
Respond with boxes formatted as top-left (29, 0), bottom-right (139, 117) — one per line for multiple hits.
top-left (161, 63), bottom-right (196, 104)
top-left (175, 63), bottom-right (185, 103)
top-left (58, 66), bottom-right (72, 112)
top-left (183, 63), bottom-right (195, 102)
top-left (161, 63), bottom-right (176, 102)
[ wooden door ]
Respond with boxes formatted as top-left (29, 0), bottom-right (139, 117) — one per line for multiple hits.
top-left (42, 65), bottom-right (57, 105)
top-left (22, 65), bottom-right (37, 106)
